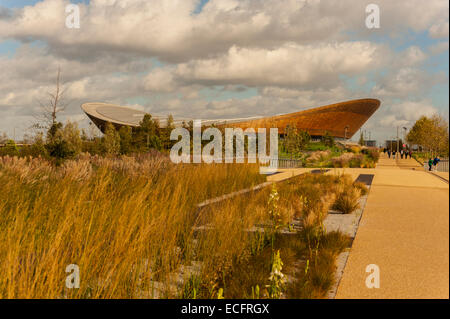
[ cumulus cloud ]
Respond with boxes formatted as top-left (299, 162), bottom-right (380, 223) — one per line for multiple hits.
top-left (0, 0), bottom-right (448, 62)
top-left (144, 68), bottom-right (177, 92)
top-left (378, 100), bottom-right (438, 128)
top-left (173, 42), bottom-right (384, 89)
top-left (0, 0), bottom-right (448, 141)
top-left (429, 21), bottom-right (449, 39)
top-left (372, 67), bottom-right (446, 98)
top-left (399, 46), bottom-right (427, 67)
top-left (0, 44), bottom-right (153, 107)
top-left (0, 6), bottom-right (12, 21)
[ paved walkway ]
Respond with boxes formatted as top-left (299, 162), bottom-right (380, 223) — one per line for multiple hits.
top-left (431, 171), bottom-right (449, 183)
top-left (266, 168), bottom-right (314, 182)
top-left (335, 153), bottom-right (449, 298)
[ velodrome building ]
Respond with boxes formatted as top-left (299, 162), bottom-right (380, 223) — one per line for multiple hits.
top-left (81, 98), bottom-right (380, 139)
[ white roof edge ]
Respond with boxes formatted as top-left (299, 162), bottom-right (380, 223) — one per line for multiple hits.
top-left (81, 102), bottom-right (264, 127)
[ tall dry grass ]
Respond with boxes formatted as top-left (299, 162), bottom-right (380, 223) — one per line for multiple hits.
top-left (0, 154), bottom-right (265, 298)
top-left (0, 155), bottom-right (361, 299)
top-left (211, 173), bottom-right (353, 299)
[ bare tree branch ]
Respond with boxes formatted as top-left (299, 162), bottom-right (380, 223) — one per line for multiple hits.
top-left (33, 66), bottom-right (69, 133)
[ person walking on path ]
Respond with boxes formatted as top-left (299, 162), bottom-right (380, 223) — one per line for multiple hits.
top-left (433, 156), bottom-right (440, 171)
top-left (428, 158), bottom-right (433, 171)
top-left (400, 150), bottom-right (404, 159)
top-left (409, 150), bottom-right (412, 159)
top-left (388, 150), bottom-right (391, 158)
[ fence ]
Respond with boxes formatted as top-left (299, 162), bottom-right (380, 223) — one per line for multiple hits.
top-left (423, 158), bottom-right (449, 172)
top-left (271, 157), bottom-right (303, 169)
top-left (437, 158), bottom-right (449, 172)
top-left (201, 155), bottom-right (304, 169)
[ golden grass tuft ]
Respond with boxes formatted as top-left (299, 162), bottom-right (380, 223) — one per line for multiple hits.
top-left (0, 155), bottom-right (264, 298)
top-left (0, 156), bottom-right (358, 299)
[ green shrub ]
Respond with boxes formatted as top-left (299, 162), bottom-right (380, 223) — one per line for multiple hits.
top-left (45, 140), bottom-right (75, 161)
top-left (0, 140), bottom-right (19, 156)
top-left (322, 131), bottom-right (334, 147)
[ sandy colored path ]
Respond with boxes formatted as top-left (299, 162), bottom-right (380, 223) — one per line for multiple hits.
top-left (335, 154), bottom-right (449, 298)
top-left (266, 168), bottom-right (314, 182)
top-left (431, 171), bottom-right (449, 183)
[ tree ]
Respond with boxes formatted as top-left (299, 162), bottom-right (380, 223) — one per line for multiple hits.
top-left (62, 121), bottom-right (82, 156)
top-left (46, 122), bottom-right (63, 143)
top-left (407, 115), bottom-right (449, 157)
top-left (29, 132), bottom-right (48, 158)
top-left (322, 131), bottom-right (335, 147)
top-left (34, 67), bottom-right (68, 131)
top-left (358, 131), bottom-right (364, 146)
top-left (282, 125), bottom-right (310, 155)
top-left (299, 130), bottom-right (311, 149)
top-left (161, 114), bottom-right (175, 150)
top-left (134, 114), bottom-right (162, 151)
top-left (5, 140), bottom-right (19, 155)
top-left (102, 122), bottom-right (121, 155)
top-left (45, 121), bottom-right (81, 160)
top-left (118, 126), bottom-right (133, 154)
top-left (282, 125), bottom-right (299, 155)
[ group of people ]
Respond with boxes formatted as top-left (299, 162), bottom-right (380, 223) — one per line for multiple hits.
top-left (383, 148), bottom-right (412, 159)
top-left (382, 148), bottom-right (441, 171)
top-left (428, 157), bottom-right (441, 171)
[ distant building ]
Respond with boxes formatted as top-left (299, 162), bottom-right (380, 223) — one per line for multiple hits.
top-left (82, 98), bottom-right (381, 139)
top-left (385, 140), bottom-right (402, 150)
top-left (364, 140), bottom-right (377, 147)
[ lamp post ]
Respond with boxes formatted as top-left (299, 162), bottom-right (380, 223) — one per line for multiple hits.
top-left (396, 126), bottom-right (399, 154)
top-left (403, 127), bottom-right (407, 150)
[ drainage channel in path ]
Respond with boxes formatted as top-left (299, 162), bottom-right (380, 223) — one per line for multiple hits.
top-left (325, 173), bottom-right (374, 299)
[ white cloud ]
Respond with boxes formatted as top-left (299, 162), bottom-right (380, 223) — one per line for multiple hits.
top-left (372, 67), bottom-right (446, 98)
top-left (1, 0), bottom-right (448, 62)
top-left (0, 0), bottom-right (448, 142)
top-left (173, 42), bottom-right (384, 88)
top-left (379, 100), bottom-right (438, 128)
top-left (144, 68), bottom-right (177, 92)
top-left (429, 21), bottom-right (449, 39)
top-left (400, 46), bottom-right (427, 66)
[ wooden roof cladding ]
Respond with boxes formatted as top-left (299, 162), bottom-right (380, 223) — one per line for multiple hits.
top-left (216, 98), bottom-right (380, 138)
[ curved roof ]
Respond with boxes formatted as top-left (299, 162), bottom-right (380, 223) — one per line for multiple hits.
top-left (81, 103), bottom-right (148, 127)
top-left (222, 98), bottom-right (380, 138)
top-left (81, 98), bottom-right (380, 138)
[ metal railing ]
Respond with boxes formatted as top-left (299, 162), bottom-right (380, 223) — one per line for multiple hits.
top-left (423, 158), bottom-right (449, 172)
top-left (200, 155), bottom-right (303, 169)
top-left (272, 157), bottom-right (303, 169)
top-left (437, 158), bottom-right (449, 172)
